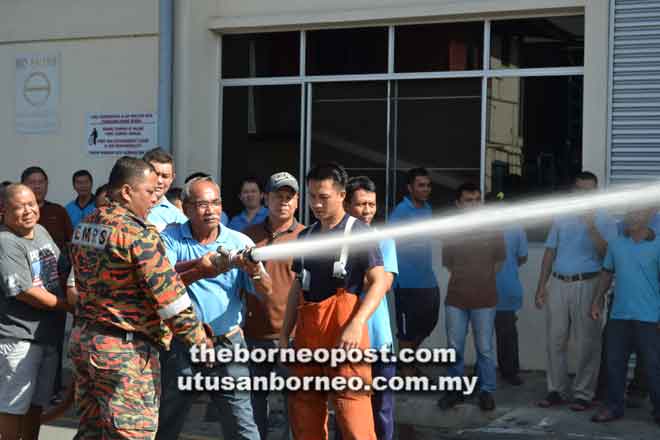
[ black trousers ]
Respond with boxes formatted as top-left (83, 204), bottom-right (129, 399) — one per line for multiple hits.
top-left (495, 310), bottom-right (520, 378)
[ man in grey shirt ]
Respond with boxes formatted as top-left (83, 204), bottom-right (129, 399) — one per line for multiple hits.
top-left (0, 184), bottom-right (71, 440)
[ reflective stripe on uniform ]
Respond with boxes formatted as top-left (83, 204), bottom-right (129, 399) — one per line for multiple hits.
top-left (158, 294), bottom-right (192, 320)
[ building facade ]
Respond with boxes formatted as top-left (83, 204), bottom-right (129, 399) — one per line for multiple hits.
top-left (1, 0), bottom-right (650, 369)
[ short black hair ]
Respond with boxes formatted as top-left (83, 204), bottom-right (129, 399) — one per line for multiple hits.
top-left (95, 183), bottom-right (109, 197)
top-left (72, 169), bottom-right (93, 185)
top-left (143, 147), bottom-right (173, 165)
top-left (184, 172), bottom-right (210, 184)
top-left (407, 168), bottom-right (430, 185)
top-left (575, 171), bottom-right (598, 185)
top-left (455, 182), bottom-right (481, 201)
top-left (346, 176), bottom-right (377, 203)
top-left (108, 157), bottom-right (155, 191)
top-left (166, 187), bottom-right (183, 204)
top-left (239, 177), bottom-right (263, 193)
top-left (306, 162), bottom-right (348, 190)
top-left (1, 180), bottom-right (12, 187)
top-left (21, 166), bottom-right (48, 183)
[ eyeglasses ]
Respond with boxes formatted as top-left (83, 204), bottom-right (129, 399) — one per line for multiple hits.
top-left (187, 199), bottom-right (222, 210)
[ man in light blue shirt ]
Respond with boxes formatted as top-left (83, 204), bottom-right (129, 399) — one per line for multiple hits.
top-left (590, 209), bottom-right (660, 425)
top-left (345, 176), bottom-right (398, 440)
top-left (228, 177), bottom-right (269, 231)
top-left (144, 148), bottom-right (188, 231)
top-left (534, 171), bottom-right (618, 411)
top-left (65, 170), bottom-right (96, 228)
top-left (489, 193), bottom-right (529, 387)
top-left (155, 176), bottom-right (273, 440)
top-left (389, 168), bottom-right (439, 376)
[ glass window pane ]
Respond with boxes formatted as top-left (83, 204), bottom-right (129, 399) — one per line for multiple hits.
top-left (395, 22), bottom-right (483, 72)
top-left (221, 85), bottom-right (301, 218)
top-left (222, 32), bottom-right (300, 78)
top-left (310, 82), bottom-right (388, 221)
top-left (394, 78), bottom-right (482, 208)
top-left (306, 27), bottom-right (388, 75)
top-left (486, 76), bottom-right (583, 240)
top-left (490, 16), bottom-right (584, 69)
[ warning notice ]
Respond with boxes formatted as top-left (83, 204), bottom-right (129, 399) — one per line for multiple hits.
top-left (86, 112), bottom-right (157, 155)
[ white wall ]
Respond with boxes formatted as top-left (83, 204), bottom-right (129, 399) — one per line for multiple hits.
top-left (0, 1), bottom-right (158, 204)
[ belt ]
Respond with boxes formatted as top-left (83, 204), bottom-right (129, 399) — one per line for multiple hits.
top-left (552, 272), bottom-right (600, 282)
top-left (82, 321), bottom-right (153, 345)
top-left (211, 326), bottom-right (242, 344)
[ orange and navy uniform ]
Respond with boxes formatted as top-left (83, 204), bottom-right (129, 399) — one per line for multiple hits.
top-left (70, 203), bottom-right (206, 349)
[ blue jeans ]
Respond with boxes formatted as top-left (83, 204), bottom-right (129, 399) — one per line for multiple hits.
top-left (247, 338), bottom-right (290, 440)
top-left (155, 332), bottom-right (260, 440)
top-left (445, 305), bottom-right (497, 393)
top-left (605, 319), bottom-right (660, 417)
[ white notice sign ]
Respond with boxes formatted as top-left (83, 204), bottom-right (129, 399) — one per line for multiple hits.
top-left (15, 53), bottom-right (60, 134)
top-left (86, 112), bottom-right (157, 156)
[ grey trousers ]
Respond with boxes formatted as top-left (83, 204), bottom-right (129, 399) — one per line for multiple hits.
top-left (545, 275), bottom-right (603, 401)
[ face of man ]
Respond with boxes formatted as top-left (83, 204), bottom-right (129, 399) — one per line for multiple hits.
top-left (95, 190), bottom-right (110, 208)
top-left (574, 178), bottom-right (597, 192)
top-left (149, 162), bottom-right (175, 200)
top-left (183, 181), bottom-right (222, 234)
top-left (74, 175), bottom-right (93, 198)
top-left (5, 187), bottom-right (40, 235)
top-left (456, 190), bottom-right (482, 210)
top-left (625, 208), bottom-right (653, 230)
top-left (347, 189), bottom-right (377, 226)
top-left (123, 170), bottom-right (159, 219)
top-left (23, 172), bottom-right (48, 205)
top-left (408, 175), bottom-right (432, 204)
top-left (308, 179), bottom-right (345, 224)
top-left (267, 187), bottom-right (298, 224)
top-left (239, 182), bottom-right (262, 210)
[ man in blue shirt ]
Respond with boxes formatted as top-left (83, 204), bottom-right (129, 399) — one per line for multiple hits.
top-left (590, 208), bottom-right (660, 425)
top-left (345, 176), bottom-right (398, 440)
top-left (155, 176), bottom-right (273, 440)
top-left (184, 172), bottom-right (229, 226)
top-left (535, 172), bottom-right (618, 411)
top-left (65, 170), bottom-right (96, 229)
top-left (228, 177), bottom-right (269, 231)
top-left (490, 193), bottom-right (529, 386)
top-left (389, 168), bottom-right (439, 376)
top-left (144, 148), bottom-right (188, 231)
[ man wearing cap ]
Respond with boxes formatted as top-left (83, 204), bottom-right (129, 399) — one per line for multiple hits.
top-left (243, 172), bottom-right (305, 439)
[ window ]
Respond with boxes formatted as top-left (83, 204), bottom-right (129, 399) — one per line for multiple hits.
top-left (221, 85), bottom-right (301, 217)
top-left (394, 79), bottom-right (482, 208)
top-left (222, 32), bottom-right (300, 78)
top-left (306, 27), bottom-right (388, 75)
top-left (486, 76), bottom-right (583, 198)
top-left (490, 16), bottom-right (584, 69)
top-left (220, 16), bottom-right (585, 232)
top-left (310, 82), bottom-right (388, 221)
top-left (395, 22), bottom-right (483, 72)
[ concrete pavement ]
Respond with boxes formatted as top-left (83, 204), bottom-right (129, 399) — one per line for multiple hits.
top-left (40, 371), bottom-right (659, 439)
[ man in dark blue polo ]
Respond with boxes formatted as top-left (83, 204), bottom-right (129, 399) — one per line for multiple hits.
top-left (590, 208), bottom-right (660, 425)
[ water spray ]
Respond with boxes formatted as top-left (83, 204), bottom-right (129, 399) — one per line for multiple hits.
top-left (246, 181), bottom-right (660, 262)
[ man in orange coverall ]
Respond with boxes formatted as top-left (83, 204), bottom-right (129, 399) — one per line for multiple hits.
top-left (280, 162), bottom-right (388, 440)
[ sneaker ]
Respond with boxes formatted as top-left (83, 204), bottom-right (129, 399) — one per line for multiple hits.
top-left (537, 391), bottom-right (565, 408)
top-left (479, 391), bottom-right (496, 411)
top-left (437, 391), bottom-right (464, 410)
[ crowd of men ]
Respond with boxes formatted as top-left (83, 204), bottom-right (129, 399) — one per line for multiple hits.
top-left (0, 148), bottom-right (659, 440)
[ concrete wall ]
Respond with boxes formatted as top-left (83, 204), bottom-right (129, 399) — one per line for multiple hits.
top-left (0, 0), bottom-right (158, 204)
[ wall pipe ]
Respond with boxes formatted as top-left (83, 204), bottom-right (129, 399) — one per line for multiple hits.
top-left (158, 0), bottom-right (173, 152)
